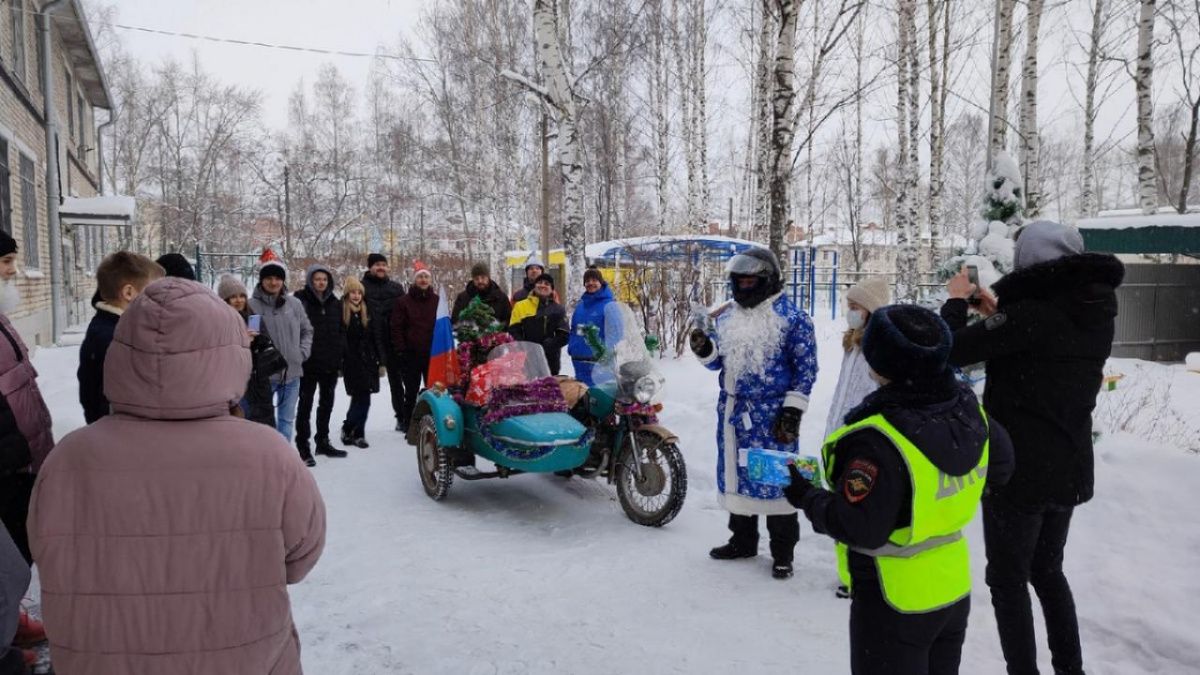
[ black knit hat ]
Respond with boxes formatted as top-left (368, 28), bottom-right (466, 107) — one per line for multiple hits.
top-left (534, 273), bottom-right (555, 289)
top-left (259, 260), bottom-right (287, 282)
top-left (470, 262), bottom-right (490, 278)
top-left (367, 253), bottom-right (388, 268)
top-left (155, 253), bottom-right (195, 280)
top-left (0, 231), bottom-right (16, 258)
top-left (583, 267), bottom-right (604, 285)
top-left (861, 304), bottom-right (952, 383)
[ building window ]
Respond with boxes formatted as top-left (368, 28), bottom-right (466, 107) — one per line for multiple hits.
top-left (10, 0), bottom-right (27, 82)
top-left (77, 94), bottom-right (86, 156)
top-left (66, 68), bottom-right (75, 142)
top-left (20, 155), bottom-right (37, 268)
top-left (0, 138), bottom-right (11, 236)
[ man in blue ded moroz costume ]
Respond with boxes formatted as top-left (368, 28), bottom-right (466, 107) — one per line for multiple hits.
top-left (689, 247), bottom-right (817, 579)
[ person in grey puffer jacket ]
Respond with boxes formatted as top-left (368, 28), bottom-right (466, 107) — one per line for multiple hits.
top-left (249, 261), bottom-right (313, 442)
top-left (0, 528), bottom-right (30, 674)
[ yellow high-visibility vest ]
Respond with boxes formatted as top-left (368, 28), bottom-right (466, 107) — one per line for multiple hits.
top-left (822, 410), bottom-right (989, 613)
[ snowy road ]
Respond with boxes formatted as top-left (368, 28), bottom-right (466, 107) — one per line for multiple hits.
top-left (29, 320), bottom-right (1200, 674)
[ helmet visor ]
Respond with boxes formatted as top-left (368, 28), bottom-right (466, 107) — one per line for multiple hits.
top-left (725, 252), bottom-right (773, 277)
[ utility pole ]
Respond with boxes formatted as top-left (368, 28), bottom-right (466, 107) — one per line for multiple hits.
top-left (727, 197), bottom-right (734, 237)
top-left (283, 164), bottom-right (291, 256)
top-left (540, 111), bottom-right (551, 279)
top-left (388, 205), bottom-right (395, 261)
top-left (419, 202), bottom-right (426, 261)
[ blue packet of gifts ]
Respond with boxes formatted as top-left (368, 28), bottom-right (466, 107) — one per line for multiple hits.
top-left (743, 448), bottom-right (820, 487)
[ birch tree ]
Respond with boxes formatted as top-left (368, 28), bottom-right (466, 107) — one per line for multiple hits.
top-left (926, 0), bottom-right (950, 251)
top-left (989, 0), bottom-right (1017, 159)
top-left (1018, 0), bottom-right (1046, 217)
top-left (753, 2), bottom-right (776, 239)
top-left (1163, 0), bottom-right (1200, 213)
top-left (1079, 0), bottom-right (1109, 217)
top-left (767, 0), bottom-right (800, 261)
top-left (894, 0), bottom-right (919, 301)
top-left (505, 0), bottom-right (587, 292)
top-left (1135, 0), bottom-right (1159, 214)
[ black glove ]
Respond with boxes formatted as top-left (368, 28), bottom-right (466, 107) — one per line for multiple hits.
top-left (773, 406), bottom-right (803, 444)
top-left (783, 463), bottom-right (813, 508)
top-left (689, 329), bottom-right (714, 358)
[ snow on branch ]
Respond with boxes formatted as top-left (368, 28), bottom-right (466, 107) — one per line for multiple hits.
top-left (500, 69), bottom-right (552, 103)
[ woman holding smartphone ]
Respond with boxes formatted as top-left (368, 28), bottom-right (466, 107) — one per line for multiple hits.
top-left (219, 275), bottom-right (288, 433)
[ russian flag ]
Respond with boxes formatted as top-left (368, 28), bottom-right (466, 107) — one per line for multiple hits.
top-left (427, 286), bottom-right (459, 387)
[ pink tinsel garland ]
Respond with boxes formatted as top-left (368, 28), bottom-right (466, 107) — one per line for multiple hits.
top-left (481, 377), bottom-right (568, 426)
top-left (455, 332), bottom-right (514, 391)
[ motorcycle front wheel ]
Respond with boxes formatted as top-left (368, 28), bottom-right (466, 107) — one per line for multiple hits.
top-left (614, 431), bottom-right (687, 527)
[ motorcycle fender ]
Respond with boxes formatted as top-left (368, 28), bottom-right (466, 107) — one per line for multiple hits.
top-left (413, 389), bottom-right (464, 448)
top-left (635, 424), bottom-right (679, 447)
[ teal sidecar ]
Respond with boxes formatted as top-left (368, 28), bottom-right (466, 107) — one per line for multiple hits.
top-left (407, 343), bottom-right (593, 501)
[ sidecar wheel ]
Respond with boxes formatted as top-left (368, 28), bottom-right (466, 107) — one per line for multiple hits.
top-left (416, 414), bottom-right (453, 500)
top-left (615, 432), bottom-right (687, 527)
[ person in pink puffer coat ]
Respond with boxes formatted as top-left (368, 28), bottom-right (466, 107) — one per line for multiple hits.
top-left (28, 278), bottom-right (326, 675)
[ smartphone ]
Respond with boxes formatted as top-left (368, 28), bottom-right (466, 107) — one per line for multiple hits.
top-left (965, 266), bottom-right (982, 306)
top-left (248, 314), bottom-right (262, 332)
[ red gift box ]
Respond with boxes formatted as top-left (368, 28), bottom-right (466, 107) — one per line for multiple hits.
top-left (465, 351), bottom-right (527, 406)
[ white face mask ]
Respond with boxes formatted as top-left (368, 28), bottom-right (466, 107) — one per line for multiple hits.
top-left (0, 278), bottom-right (20, 314)
top-left (846, 309), bottom-right (866, 330)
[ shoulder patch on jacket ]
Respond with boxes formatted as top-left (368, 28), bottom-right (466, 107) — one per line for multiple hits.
top-left (984, 312), bottom-right (1008, 330)
top-left (843, 459), bottom-right (878, 504)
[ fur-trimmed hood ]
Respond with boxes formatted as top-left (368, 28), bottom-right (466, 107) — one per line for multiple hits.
top-left (994, 252), bottom-right (1124, 328)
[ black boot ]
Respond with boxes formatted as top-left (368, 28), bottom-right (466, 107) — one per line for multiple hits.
top-left (316, 437), bottom-right (348, 458)
top-left (709, 543), bottom-right (757, 560)
top-left (772, 561), bottom-right (794, 580)
top-left (354, 437), bottom-right (370, 449)
top-left (340, 430), bottom-right (355, 446)
top-left (296, 440), bottom-right (316, 468)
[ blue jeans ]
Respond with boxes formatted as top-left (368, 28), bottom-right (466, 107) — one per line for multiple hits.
top-left (272, 378), bottom-right (302, 441)
top-left (344, 394), bottom-right (371, 438)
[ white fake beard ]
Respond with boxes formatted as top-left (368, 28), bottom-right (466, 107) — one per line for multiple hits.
top-left (0, 279), bottom-right (20, 314)
top-left (716, 294), bottom-right (786, 384)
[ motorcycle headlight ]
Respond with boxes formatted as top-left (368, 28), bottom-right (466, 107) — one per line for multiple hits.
top-left (634, 375), bottom-right (658, 403)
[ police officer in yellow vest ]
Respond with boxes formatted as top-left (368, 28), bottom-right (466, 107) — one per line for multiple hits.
top-left (783, 305), bottom-right (1014, 674)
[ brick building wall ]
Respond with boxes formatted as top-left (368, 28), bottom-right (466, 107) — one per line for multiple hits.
top-left (0, 0), bottom-right (103, 346)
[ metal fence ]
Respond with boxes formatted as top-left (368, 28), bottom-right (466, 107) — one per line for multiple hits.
top-left (1112, 263), bottom-right (1200, 362)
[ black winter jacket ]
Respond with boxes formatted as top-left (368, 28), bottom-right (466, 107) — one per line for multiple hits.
top-left (797, 373), bottom-right (1015, 585)
top-left (295, 267), bottom-right (345, 375)
top-left (508, 296), bottom-right (569, 375)
top-left (941, 252), bottom-right (1123, 507)
top-left (343, 312), bottom-right (381, 396)
top-left (362, 272), bottom-right (405, 359)
top-left (78, 306), bottom-right (121, 424)
top-left (452, 280), bottom-right (512, 326)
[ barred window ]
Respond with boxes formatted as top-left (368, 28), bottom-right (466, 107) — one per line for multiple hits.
top-left (20, 155), bottom-right (37, 268)
top-left (10, 0), bottom-right (26, 83)
top-left (0, 138), bottom-right (11, 236)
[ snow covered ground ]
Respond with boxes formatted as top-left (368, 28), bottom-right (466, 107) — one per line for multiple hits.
top-left (26, 318), bottom-right (1200, 674)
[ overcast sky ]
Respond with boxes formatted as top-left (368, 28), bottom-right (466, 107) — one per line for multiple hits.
top-left (104, 0), bottom-right (424, 128)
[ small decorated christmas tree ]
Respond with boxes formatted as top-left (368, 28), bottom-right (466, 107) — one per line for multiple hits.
top-left (453, 296), bottom-right (512, 390)
top-left (935, 151), bottom-right (1025, 284)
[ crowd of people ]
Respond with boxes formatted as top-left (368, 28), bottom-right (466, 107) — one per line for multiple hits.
top-left (0, 218), bottom-right (1123, 675)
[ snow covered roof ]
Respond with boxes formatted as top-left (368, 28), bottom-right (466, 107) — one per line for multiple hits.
top-left (59, 195), bottom-right (137, 226)
top-left (1076, 212), bottom-right (1200, 231)
top-left (1076, 212), bottom-right (1200, 255)
top-left (584, 234), bottom-right (761, 262)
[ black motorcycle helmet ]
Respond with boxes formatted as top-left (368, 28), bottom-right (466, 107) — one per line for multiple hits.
top-left (726, 247), bottom-right (783, 308)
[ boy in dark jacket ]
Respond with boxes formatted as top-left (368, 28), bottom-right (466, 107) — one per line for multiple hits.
top-left (785, 305), bottom-right (1014, 674)
top-left (941, 220), bottom-right (1123, 675)
top-left (78, 252), bottom-right (164, 424)
top-left (508, 274), bottom-right (569, 374)
top-left (295, 265), bottom-right (346, 461)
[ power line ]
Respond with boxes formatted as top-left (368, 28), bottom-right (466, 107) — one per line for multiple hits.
top-left (17, 7), bottom-right (434, 63)
top-left (108, 23), bottom-right (434, 63)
